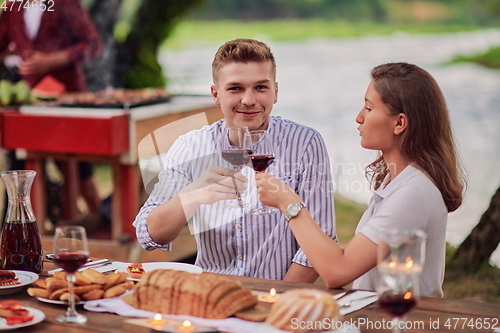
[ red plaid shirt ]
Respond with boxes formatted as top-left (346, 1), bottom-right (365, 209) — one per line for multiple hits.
top-left (0, 0), bottom-right (102, 91)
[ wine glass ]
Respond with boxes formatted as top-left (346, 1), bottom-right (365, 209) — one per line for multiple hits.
top-left (221, 126), bottom-right (251, 208)
top-left (377, 229), bottom-right (426, 333)
top-left (377, 266), bottom-right (419, 333)
top-left (245, 130), bottom-right (279, 215)
top-left (53, 225), bottom-right (90, 323)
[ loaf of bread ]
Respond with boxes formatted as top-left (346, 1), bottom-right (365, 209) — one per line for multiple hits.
top-left (124, 270), bottom-right (257, 319)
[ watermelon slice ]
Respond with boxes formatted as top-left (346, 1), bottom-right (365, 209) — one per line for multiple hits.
top-left (31, 75), bottom-right (66, 100)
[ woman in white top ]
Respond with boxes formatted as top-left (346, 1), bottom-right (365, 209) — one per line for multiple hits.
top-left (255, 62), bottom-right (465, 297)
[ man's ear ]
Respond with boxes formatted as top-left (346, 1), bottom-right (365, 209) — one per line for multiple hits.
top-left (394, 113), bottom-right (407, 135)
top-left (211, 85), bottom-right (220, 105)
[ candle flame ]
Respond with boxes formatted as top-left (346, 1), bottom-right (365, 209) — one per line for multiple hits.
top-left (183, 320), bottom-right (192, 327)
top-left (270, 288), bottom-right (276, 296)
top-left (406, 259), bottom-right (414, 268)
top-left (154, 313), bottom-right (162, 321)
top-left (389, 261), bottom-right (396, 268)
top-left (404, 292), bottom-right (412, 300)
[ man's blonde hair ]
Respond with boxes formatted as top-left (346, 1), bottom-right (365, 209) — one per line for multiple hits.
top-left (212, 38), bottom-right (276, 85)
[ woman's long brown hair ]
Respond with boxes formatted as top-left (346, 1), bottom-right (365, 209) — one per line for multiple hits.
top-left (366, 62), bottom-right (466, 212)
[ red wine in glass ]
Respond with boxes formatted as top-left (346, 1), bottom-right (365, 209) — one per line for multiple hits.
top-left (249, 154), bottom-right (275, 172)
top-left (53, 253), bottom-right (89, 273)
top-left (222, 149), bottom-right (252, 168)
top-left (378, 291), bottom-right (417, 318)
top-left (0, 220), bottom-right (43, 274)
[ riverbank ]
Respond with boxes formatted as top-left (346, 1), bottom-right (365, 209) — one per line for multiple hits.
top-left (163, 19), bottom-right (486, 49)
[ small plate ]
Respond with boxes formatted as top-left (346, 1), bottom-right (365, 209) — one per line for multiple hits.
top-left (0, 271), bottom-right (39, 296)
top-left (35, 297), bottom-right (86, 306)
top-left (116, 262), bottom-right (202, 281)
top-left (0, 306), bottom-right (45, 330)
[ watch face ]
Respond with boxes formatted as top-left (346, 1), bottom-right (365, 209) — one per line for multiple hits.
top-left (289, 205), bottom-right (300, 216)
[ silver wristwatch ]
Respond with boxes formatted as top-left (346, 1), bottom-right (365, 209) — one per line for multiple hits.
top-left (285, 202), bottom-right (306, 221)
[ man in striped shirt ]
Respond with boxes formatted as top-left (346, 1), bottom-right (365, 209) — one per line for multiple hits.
top-left (133, 38), bottom-right (336, 283)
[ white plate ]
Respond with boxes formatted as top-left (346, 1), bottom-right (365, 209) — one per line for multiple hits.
top-left (0, 271), bottom-right (39, 296)
top-left (116, 262), bottom-right (203, 281)
top-left (0, 306), bottom-right (45, 330)
top-left (35, 297), bottom-right (86, 306)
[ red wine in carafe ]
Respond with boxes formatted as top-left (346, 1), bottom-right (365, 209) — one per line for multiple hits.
top-left (0, 220), bottom-right (43, 273)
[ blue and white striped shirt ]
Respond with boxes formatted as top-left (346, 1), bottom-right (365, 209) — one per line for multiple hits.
top-left (133, 116), bottom-right (336, 280)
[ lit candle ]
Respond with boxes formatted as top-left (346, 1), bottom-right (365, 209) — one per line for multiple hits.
top-left (148, 313), bottom-right (168, 327)
top-left (176, 320), bottom-right (196, 332)
top-left (257, 288), bottom-right (279, 303)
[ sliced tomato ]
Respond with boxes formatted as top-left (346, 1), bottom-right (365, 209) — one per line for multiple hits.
top-left (5, 315), bottom-right (34, 325)
top-left (0, 300), bottom-right (22, 308)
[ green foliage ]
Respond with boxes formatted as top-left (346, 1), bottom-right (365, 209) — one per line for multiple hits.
top-left (163, 19), bottom-right (481, 49)
top-left (192, 0), bottom-right (387, 21)
top-left (116, 0), bottom-right (204, 88)
top-left (448, 46), bottom-right (500, 69)
top-left (334, 194), bottom-right (367, 246)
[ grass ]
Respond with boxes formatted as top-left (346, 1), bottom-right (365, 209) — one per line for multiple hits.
top-left (162, 19), bottom-right (484, 49)
top-left (448, 45), bottom-right (500, 69)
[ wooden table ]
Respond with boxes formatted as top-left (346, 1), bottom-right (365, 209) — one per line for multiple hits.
top-left (7, 260), bottom-right (500, 333)
top-left (0, 96), bottom-right (222, 258)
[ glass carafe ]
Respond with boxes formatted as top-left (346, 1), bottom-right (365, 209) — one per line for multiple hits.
top-left (0, 170), bottom-right (43, 273)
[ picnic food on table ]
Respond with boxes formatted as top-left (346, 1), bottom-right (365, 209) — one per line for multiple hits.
top-left (126, 263), bottom-right (145, 279)
top-left (0, 270), bottom-right (20, 286)
top-left (266, 289), bottom-right (340, 332)
top-left (123, 269), bottom-right (257, 319)
top-left (27, 269), bottom-right (134, 302)
top-left (0, 300), bottom-right (34, 325)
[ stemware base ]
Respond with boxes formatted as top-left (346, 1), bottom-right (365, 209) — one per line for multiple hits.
top-left (56, 313), bottom-right (87, 324)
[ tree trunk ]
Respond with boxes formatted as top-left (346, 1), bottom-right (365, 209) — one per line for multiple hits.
top-left (113, 0), bottom-right (204, 88)
top-left (451, 185), bottom-right (500, 272)
top-left (83, 0), bottom-right (122, 91)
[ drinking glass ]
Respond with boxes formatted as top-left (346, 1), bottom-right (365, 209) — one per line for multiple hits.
top-left (377, 229), bottom-right (426, 333)
top-left (221, 126), bottom-right (251, 208)
top-left (53, 225), bottom-right (90, 323)
top-left (377, 265), bottom-right (419, 333)
top-left (245, 130), bottom-right (279, 215)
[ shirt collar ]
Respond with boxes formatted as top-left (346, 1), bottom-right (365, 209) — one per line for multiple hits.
top-left (373, 164), bottom-right (418, 199)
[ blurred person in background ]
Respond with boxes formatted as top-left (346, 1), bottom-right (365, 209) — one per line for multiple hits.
top-left (0, 0), bottom-right (103, 229)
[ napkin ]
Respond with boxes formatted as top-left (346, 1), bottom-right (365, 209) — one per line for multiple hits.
top-left (84, 295), bottom-right (362, 333)
top-left (333, 291), bottom-right (378, 315)
top-left (84, 297), bottom-right (261, 333)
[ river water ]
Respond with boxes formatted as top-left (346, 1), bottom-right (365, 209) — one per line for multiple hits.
top-left (159, 29), bottom-right (500, 265)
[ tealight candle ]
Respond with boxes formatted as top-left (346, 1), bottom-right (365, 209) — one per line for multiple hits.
top-left (176, 320), bottom-right (196, 332)
top-left (257, 288), bottom-right (279, 303)
top-left (148, 313), bottom-right (169, 327)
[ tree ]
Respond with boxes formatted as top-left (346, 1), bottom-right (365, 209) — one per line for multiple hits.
top-left (82, 0), bottom-right (204, 90)
top-left (113, 0), bottom-right (204, 88)
top-left (451, 185), bottom-right (500, 272)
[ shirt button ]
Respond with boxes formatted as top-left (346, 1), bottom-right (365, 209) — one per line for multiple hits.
top-left (236, 225), bottom-right (242, 229)
top-left (237, 256), bottom-right (243, 260)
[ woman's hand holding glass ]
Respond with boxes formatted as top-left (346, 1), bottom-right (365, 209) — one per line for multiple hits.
top-left (255, 173), bottom-right (300, 213)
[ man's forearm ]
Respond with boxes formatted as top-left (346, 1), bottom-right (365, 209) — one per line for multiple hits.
top-left (146, 191), bottom-right (201, 245)
top-left (283, 262), bottom-right (319, 284)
